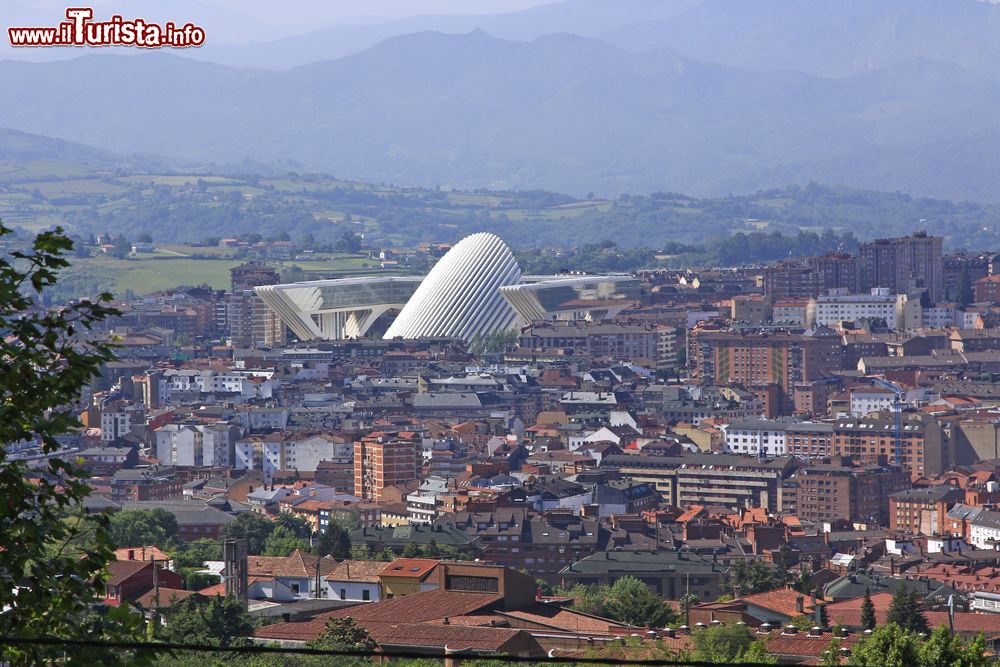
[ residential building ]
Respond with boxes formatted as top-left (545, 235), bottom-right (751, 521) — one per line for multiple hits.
top-left (858, 232), bottom-right (944, 302)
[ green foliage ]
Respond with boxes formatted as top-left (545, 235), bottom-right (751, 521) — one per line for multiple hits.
top-left (725, 559), bottom-right (784, 596)
top-left (180, 569), bottom-right (220, 592)
top-left (0, 221), bottom-right (150, 666)
top-left (108, 508), bottom-right (179, 549)
top-left (691, 623), bottom-right (777, 664)
top-left (603, 576), bottom-right (678, 628)
top-left (860, 588), bottom-right (877, 631)
top-left (219, 512), bottom-right (275, 556)
top-left (275, 513), bottom-right (313, 539)
top-left (262, 525), bottom-right (311, 557)
top-left (957, 266), bottom-right (975, 306)
top-left (307, 617), bottom-right (377, 652)
top-left (315, 521), bottom-right (351, 559)
top-left (886, 583), bottom-right (929, 634)
top-left (792, 568), bottom-right (813, 594)
top-left (850, 623), bottom-right (920, 666)
top-left (820, 638), bottom-right (843, 666)
top-left (171, 538), bottom-right (223, 570)
top-left (162, 596), bottom-right (254, 648)
top-left (917, 625), bottom-right (988, 667)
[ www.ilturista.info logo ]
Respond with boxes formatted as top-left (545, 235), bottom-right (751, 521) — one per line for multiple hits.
top-left (8, 7), bottom-right (206, 48)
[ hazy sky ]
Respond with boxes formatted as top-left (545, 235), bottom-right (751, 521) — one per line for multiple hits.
top-left (5, 0), bottom-right (554, 42)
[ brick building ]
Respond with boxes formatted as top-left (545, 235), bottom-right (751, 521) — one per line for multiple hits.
top-left (354, 432), bottom-right (421, 501)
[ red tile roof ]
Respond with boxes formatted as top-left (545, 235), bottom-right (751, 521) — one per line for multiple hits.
top-left (323, 589), bottom-right (501, 625)
top-left (256, 619), bottom-right (530, 653)
top-left (738, 588), bottom-right (814, 619)
top-left (135, 588), bottom-right (198, 609)
top-left (379, 558), bottom-right (440, 579)
top-left (247, 550), bottom-right (338, 578)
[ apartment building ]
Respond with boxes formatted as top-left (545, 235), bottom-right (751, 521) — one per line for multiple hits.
top-left (354, 432), bottom-right (421, 501)
top-left (832, 411), bottom-right (947, 477)
top-left (858, 232), bottom-right (944, 302)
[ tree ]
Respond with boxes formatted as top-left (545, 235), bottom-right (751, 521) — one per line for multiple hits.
top-left (275, 512), bottom-right (312, 539)
top-left (171, 538), bottom-right (223, 570)
top-left (307, 617), bottom-right (377, 653)
top-left (112, 233), bottom-right (132, 258)
top-left (725, 560), bottom-right (782, 596)
top-left (334, 232), bottom-right (363, 253)
top-left (860, 588), bottom-right (877, 631)
top-left (958, 266), bottom-right (974, 306)
top-left (852, 623), bottom-right (988, 667)
top-left (401, 542), bottom-right (422, 558)
top-left (603, 576), bottom-right (678, 628)
top-left (262, 525), bottom-right (311, 557)
top-left (917, 625), bottom-right (988, 667)
top-left (220, 512), bottom-right (275, 555)
top-left (350, 543), bottom-right (375, 560)
top-left (792, 568), bottom-right (813, 594)
top-left (162, 596), bottom-right (254, 648)
top-left (850, 623), bottom-right (921, 666)
top-left (565, 583), bottom-right (612, 618)
top-left (0, 222), bottom-right (149, 666)
top-left (692, 623), bottom-right (776, 664)
top-left (107, 508), bottom-right (179, 548)
top-left (886, 583), bottom-right (929, 634)
top-left (137, 233), bottom-right (153, 243)
top-left (316, 521), bottom-right (351, 559)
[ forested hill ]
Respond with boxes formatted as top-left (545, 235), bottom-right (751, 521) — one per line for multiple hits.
top-left (1, 155), bottom-right (997, 256)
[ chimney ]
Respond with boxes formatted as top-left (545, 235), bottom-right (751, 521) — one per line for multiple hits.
top-left (795, 596), bottom-right (804, 614)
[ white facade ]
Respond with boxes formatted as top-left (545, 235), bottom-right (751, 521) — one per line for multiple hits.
top-left (406, 492), bottom-right (437, 525)
top-left (850, 390), bottom-right (897, 417)
top-left (155, 423), bottom-right (240, 467)
top-left (810, 289), bottom-right (905, 329)
top-left (969, 510), bottom-right (1000, 550)
top-left (722, 421), bottom-right (788, 457)
top-left (325, 579), bottom-right (378, 602)
top-left (384, 232), bottom-right (523, 341)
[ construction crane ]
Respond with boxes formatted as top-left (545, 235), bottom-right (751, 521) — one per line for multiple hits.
top-left (869, 377), bottom-right (904, 466)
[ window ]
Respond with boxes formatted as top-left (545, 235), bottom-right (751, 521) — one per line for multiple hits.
top-left (362, 589), bottom-right (370, 601)
top-left (340, 588), bottom-right (346, 599)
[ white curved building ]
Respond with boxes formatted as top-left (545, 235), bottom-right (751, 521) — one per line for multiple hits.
top-left (500, 275), bottom-right (641, 323)
top-left (255, 276), bottom-right (422, 340)
top-left (383, 232), bottom-right (523, 341)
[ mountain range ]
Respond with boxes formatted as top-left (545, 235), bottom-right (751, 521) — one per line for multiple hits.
top-left (1, 0), bottom-right (1000, 202)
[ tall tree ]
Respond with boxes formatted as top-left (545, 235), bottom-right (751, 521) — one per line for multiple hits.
top-left (262, 525), bottom-right (311, 557)
top-left (957, 266), bottom-right (975, 306)
top-left (315, 521), bottom-right (351, 559)
top-left (0, 222), bottom-right (149, 666)
top-left (603, 576), bottom-right (678, 628)
top-left (219, 512), bottom-right (275, 555)
top-left (860, 587), bottom-right (877, 631)
top-left (107, 508), bottom-right (179, 548)
top-left (886, 583), bottom-right (929, 634)
top-left (162, 596), bottom-right (254, 648)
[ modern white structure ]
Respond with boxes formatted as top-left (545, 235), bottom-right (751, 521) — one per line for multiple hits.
top-left (258, 233), bottom-right (640, 343)
top-left (499, 275), bottom-right (640, 323)
top-left (255, 276), bottom-right (422, 340)
top-left (384, 232), bottom-right (523, 341)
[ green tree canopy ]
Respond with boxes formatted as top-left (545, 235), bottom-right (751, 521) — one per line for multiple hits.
top-left (162, 596), bottom-right (254, 648)
top-left (691, 623), bottom-right (777, 664)
top-left (0, 222), bottom-right (148, 665)
top-left (307, 617), bottom-right (377, 653)
top-left (262, 525), bottom-right (311, 557)
top-left (725, 560), bottom-right (783, 596)
top-left (603, 576), bottom-right (678, 628)
top-left (315, 521), bottom-right (351, 558)
top-left (860, 587), bottom-right (877, 631)
top-left (107, 508), bottom-right (179, 548)
top-left (850, 623), bottom-right (988, 667)
top-left (219, 512), bottom-right (275, 555)
top-left (886, 583), bottom-right (929, 634)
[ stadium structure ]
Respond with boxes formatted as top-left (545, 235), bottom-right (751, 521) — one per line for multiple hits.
top-left (256, 233), bottom-right (641, 342)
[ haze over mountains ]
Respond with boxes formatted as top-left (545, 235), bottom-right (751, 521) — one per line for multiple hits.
top-left (2, 0), bottom-right (1000, 202)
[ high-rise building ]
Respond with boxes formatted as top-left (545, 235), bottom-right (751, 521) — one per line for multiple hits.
top-left (353, 433), bottom-right (421, 501)
top-left (691, 329), bottom-right (843, 415)
top-left (227, 263), bottom-right (282, 347)
top-left (762, 263), bottom-right (821, 299)
top-left (789, 458), bottom-right (910, 526)
top-left (832, 411), bottom-right (947, 477)
top-left (807, 253), bottom-right (859, 293)
top-left (858, 232), bottom-right (944, 302)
